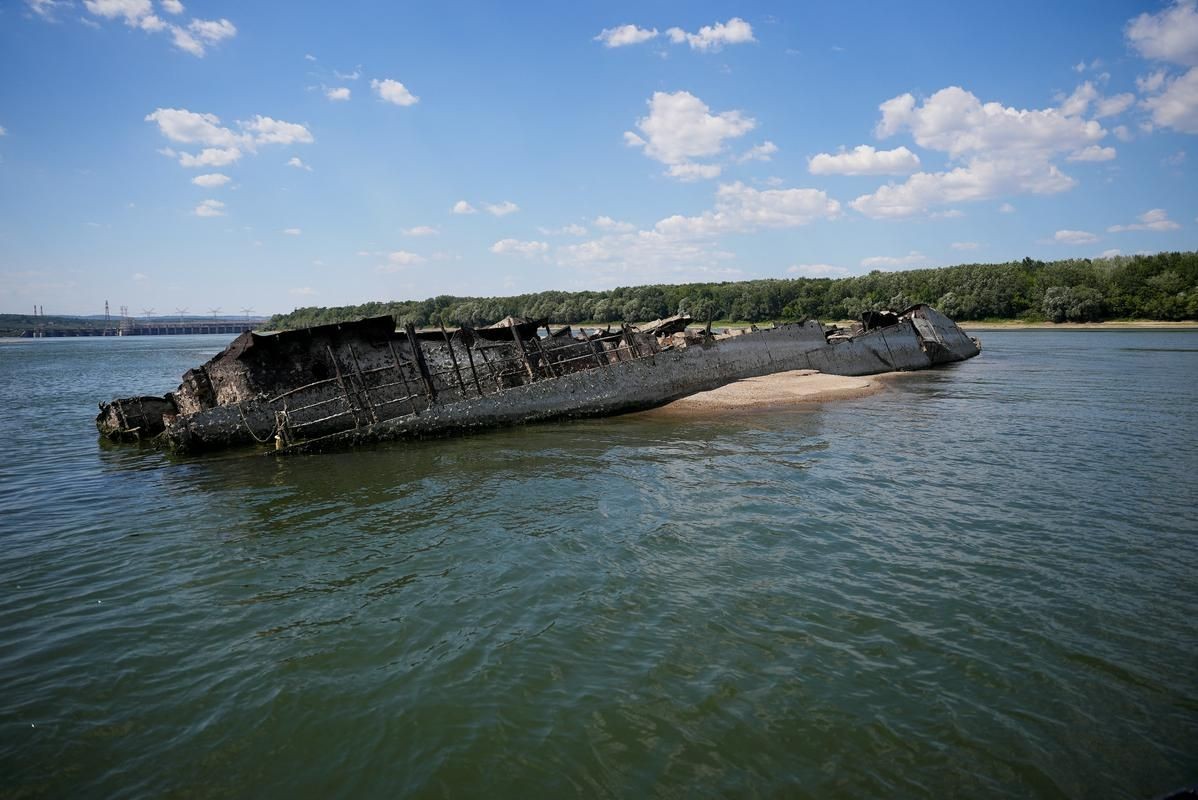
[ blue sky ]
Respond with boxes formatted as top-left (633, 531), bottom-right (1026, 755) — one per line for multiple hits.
top-left (1, 0), bottom-right (1196, 316)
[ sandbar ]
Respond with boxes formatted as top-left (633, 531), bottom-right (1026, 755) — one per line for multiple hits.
top-left (638, 369), bottom-right (885, 418)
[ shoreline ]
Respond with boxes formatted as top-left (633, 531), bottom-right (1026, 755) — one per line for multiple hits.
top-left (960, 320), bottom-right (1198, 331)
top-left (638, 369), bottom-right (886, 418)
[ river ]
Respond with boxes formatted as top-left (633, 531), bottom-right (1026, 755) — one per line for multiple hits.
top-left (1, 330), bottom-right (1195, 797)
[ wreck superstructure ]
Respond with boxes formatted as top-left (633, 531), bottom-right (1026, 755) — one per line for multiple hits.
top-left (96, 305), bottom-right (980, 455)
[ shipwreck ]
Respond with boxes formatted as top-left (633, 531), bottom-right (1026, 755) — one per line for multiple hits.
top-left (96, 305), bottom-right (980, 455)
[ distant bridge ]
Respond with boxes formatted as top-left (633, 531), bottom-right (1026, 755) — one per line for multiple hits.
top-left (20, 320), bottom-right (263, 338)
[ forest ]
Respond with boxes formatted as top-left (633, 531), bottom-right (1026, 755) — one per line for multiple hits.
top-left (266, 251), bottom-right (1198, 330)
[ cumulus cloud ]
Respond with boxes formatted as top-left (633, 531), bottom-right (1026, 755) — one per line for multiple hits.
top-left (161, 0), bottom-right (183, 13)
top-left (325, 87), bottom-right (351, 101)
top-left (452, 200), bottom-right (476, 214)
top-left (282, 227), bottom-right (302, 236)
top-left (193, 198), bottom-right (225, 217)
top-left (383, 250), bottom-right (425, 267)
top-left (809, 145), bottom-right (921, 175)
top-left (178, 147), bottom-right (241, 168)
top-left (1053, 229), bottom-right (1098, 244)
top-left (787, 263), bottom-right (852, 278)
top-left (1067, 145), bottom-right (1117, 161)
top-left (191, 173), bottom-right (230, 187)
top-left (999, 202), bottom-right (1016, 213)
top-left (595, 216), bottom-right (636, 233)
top-left (625, 90), bottom-right (755, 179)
top-left (371, 78), bottom-right (419, 106)
top-left (403, 226), bottom-right (438, 237)
top-left (854, 86), bottom-right (1107, 218)
top-left (1140, 67), bottom-right (1198, 133)
top-left (654, 181), bottom-right (840, 238)
top-left (287, 156), bottom-right (312, 171)
top-left (860, 251), bottom-right (926, 268)
top-left (26, 0), bottom-right (68, 20)
top-left (665, 17), bottom-right (755, 51)
top-left (145, 108), bottom-right (312, 168)
top-left (539, 223), bottom-right (588, 237)
top-left (1126, 1), bottom-right (1198, 66)
top-left (951, 241), bottom-right (981, 250)
top-left (595, 24), bottom-right (658, 47)
top-left (737, 141), bottom-right (778, 163)
top-left (485, 200), bottom-right (519, 217)
top-left (1107, 208), bottom-right (1181, 232)
top-left (667, 162), bottom-right (723, 181)
top-left (491, 239), bottom-right (549, 257)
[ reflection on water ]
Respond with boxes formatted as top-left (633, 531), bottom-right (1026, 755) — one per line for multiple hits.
top-left (1, 331), bottom-right (1196, 797)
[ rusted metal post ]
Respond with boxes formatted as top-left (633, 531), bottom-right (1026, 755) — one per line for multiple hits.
top-left (405, 323), bottom-right (437, 401)
top-left (439, 322), bottom-right (469, 398)
top-left (387, 339), bottom-right (420, 415)
top-left (346, 344), bottom-right (379, 424)
top-left (325, 344), bottom-right (360, 428)
top-left (459, 327), bottom-right (485, 397)
top-left (530, 334), bottom-right (560, 378)
top-left (580, 328), bottom-right (607, 369)
top-left (621, 323), bottom-right (641, 359)
top-left (509, 325), bottom-right (536, 381)
top-left (476, 345), bottom-right (504, 391)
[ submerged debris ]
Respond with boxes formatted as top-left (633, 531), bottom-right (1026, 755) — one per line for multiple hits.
top-left (97, 305), bottom-right (980, 455)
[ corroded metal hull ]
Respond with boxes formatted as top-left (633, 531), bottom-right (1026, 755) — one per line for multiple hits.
top-left (96, 305), bottom-right (979, 455)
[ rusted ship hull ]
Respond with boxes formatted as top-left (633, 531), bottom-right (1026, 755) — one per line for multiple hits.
top-left (96, 305), bottom-right (979, 455)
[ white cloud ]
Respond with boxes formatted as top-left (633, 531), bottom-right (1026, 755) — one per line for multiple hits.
top-left (654, 181), bottom-right (840, 237)
top-left (1141, 67), bottom-right (1198, 133)
top-left (860, 251), bottom-right (925, 268)
top-left (83, 0), bottom-right (152, 25)
top-left (951, 241), bottom-right (980, 250)
top-left (999, 202), bottom-right (1016, 213)
top-left (1067, 145), bottom-right (1117, 161)
top-left (1126, 1), bottom-right (1198, 66)
top-left (452, 200), bottom-right (476, 214)
top-left (667, 162), bottom-right (723, 181)
top-left (1113, 125), bottom-right (1134, 142)
top-left (282, 227), bottom-right (302, 236)
top-left (1100, 248), bottom-right (1123, 258)
top-left (665, 17), bottom-right (755, 51)
top-left (304, 53), bottom-right (317, 62)
top-left (625, 90), bottom-right (755, 178)
top-left (1164, 149), bottom-right (1187, 166)
top-left (191, 172), bottom-right (230, 187)
top-left (145, 108), bottom-right (242, 147)
top-left (287, 156), bottom-right (312, 171)
top-left (403, 226), bottom-right (439, 237)
top-left (787, 263), bottom-right (851, 278)
top-left (595, 24), bottom-right (658, 47)
top-left (325, 87), bottom-right (351, 101)
top-left (178, 147), bottom-right (241, 168)
top-left (1107, 208), bottom-right (1181, 232)
top-left (737, 141), bottom-right (778, 163)
top-left (876, 86), bottom-right (1105, 159)
top-left (0, 125), bottom-right (7, 136)
top-left (1095, 93), bottom-right (1135, 117)
top-left (539, 223), bottom-right (588, 237)
top-left (161, 0), bottom-right (183, 13)
top-left (187, 17), bottom-right (235, 43)
top-left (26, 0), bottom-right (68, 19)
top-left (169, 25), bottom-right (204, 56)
top-left (384, 250), bottom-right (425, 267)
top-left (930, 209), bottom-right (965, 219)
top-left (851, 158), bottom-right (1074, 218)
top-left (242, 115), bottom-right (314, 145)
top-left (193, 198), bottom-right (225, 217)
top-left (1053, 229), bottom-right (1098, 244)
top-left (491, 239), bottom-right (549, 257)
top-left (334, 68), bottom-right (361, 80)
top-left (485, 200), bottom-right (519, 217)
top-left (289, 287), bottom-right (317, 296)
top-left (855, 86), bottom-right (1106, 218)
top-left (809, 144), bottom-right (921, 175)
top-left (371, 78), bottom-right (419, 106)
top-left (595, 216), bottom-right (636, 232)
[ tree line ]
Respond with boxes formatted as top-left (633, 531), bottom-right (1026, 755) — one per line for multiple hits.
top-left (267, 251), bottom-right (1198, 331)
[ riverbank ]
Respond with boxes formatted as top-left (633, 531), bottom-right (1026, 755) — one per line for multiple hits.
top-left (961, 320), bottom-right (1198, 331)
top-left (638, 369), bottom-right (885, 418)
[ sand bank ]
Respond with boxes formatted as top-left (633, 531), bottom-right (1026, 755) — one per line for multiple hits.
top-left (638, 369), bottom-right (885, 418)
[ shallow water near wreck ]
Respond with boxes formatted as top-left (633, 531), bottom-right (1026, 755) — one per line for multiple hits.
top-left (1, 330), bottom-right (1196, 797)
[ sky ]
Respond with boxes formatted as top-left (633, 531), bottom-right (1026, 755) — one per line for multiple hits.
top-left (1, 0), bottom-right (1196, 317)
